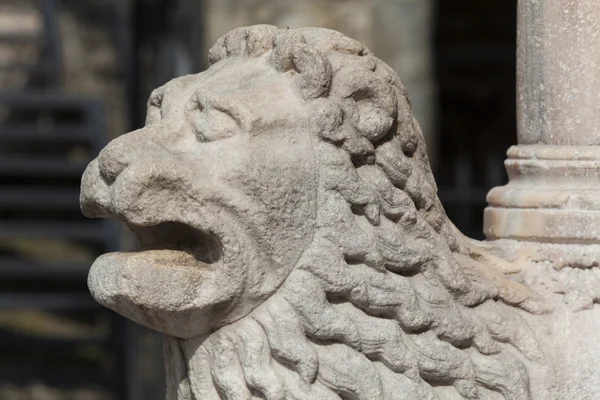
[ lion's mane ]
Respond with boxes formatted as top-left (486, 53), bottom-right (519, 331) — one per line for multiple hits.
top-left (165, 25), bottom-right (546, 400)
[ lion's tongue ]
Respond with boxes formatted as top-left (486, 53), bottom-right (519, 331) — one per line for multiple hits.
top-left (87, 250), bottom-right (217, 336)
top-left (88, 250), bottom-right (208, 307)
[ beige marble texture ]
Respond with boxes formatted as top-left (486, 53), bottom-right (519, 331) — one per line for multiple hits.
top-left (80, 18), bottom-right (600, 399)
top-left (517, 0), bottom-right (600, 145)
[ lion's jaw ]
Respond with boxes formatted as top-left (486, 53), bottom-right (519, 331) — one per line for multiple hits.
top-left (81, 60), bottom-right (319, 338)
top-left (85, 206), bottom-right (261, 338)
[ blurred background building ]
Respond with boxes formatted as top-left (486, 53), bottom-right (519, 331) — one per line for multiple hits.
top-left (0, 0), bottom-right (516, 399)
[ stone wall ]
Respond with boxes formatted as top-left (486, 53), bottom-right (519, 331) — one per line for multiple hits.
top-left (0, 0), bottom-right (129, 138)
top-left (58, 0), bottom-right (129, 139)
top-left (0, 0), bottom-right (41, 93)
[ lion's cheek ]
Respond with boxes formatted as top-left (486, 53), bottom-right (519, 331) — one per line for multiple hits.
top-left (87, 251), bottom-right (240, 338)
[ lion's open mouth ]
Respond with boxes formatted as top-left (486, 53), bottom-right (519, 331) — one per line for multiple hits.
top-left (87, 219), bottom-right (227, 338)
top-left (126, 221), bottom-right (223, 266)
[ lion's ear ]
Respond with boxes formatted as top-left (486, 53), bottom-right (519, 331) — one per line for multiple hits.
top-left (208, 25), bottom-right (278, 65)
top-left (270, 31), bottom-right (332, 99)
top-left (333, 68), bottom-right (397, 143)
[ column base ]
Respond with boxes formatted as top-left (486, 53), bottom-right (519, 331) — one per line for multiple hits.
top-left (484, 145), bottom-right (600, 245)
top-left (483, 239), bottom-right (600, 270)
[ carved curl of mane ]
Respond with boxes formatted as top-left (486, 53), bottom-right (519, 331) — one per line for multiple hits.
top-left (167, 25), bottom-right (547, 400)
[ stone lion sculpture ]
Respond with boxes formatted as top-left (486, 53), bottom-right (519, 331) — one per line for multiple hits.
top-left (81, 25), bottom-right (552, 399)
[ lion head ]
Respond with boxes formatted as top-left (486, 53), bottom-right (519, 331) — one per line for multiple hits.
top-left (81, 25), bottom-right (549, 399)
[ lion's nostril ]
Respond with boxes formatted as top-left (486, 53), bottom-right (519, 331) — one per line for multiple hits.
top-left (97, 128), bottom-right (150, 184)
top-left (97, 140), bottom-right (131, 185)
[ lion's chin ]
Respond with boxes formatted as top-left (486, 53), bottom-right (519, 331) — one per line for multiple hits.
top-left (87, 221), bottom-right (225, 338)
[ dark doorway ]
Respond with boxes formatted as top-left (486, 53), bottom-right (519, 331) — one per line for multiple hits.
top-left (433, 0), bottom-right (517, 239)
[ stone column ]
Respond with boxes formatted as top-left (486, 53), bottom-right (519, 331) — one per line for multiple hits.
top-left (484, 0), bottom-right (600, 262)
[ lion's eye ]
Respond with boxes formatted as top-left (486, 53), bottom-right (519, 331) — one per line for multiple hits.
top-left (194, 107), bottom-right (240, 143)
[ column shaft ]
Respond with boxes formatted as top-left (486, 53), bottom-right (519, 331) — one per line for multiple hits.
top-left (517, 0), bottom-right (600, 145)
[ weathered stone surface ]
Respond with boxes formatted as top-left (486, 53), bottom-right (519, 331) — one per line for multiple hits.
top-left (485, 1), bottom-right (600, 397)
top-left (485, 145), bottom-right (600, 244)
top-left (485, 0), bottom-right (600, 259)
top-left (516, 0), bottom-right (600, 146)
top-left (81, 25), bottom-right (597, 399)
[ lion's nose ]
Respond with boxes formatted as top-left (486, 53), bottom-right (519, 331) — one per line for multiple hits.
top-left (97, 129), bottom-right (145, 184)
